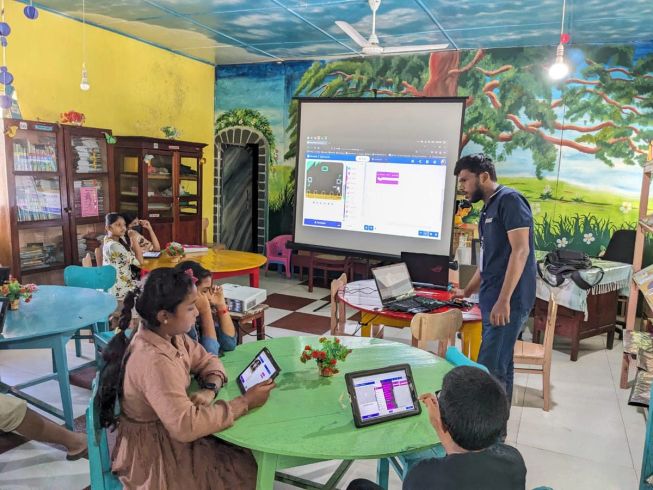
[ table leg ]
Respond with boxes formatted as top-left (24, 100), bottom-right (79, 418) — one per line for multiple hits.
top-left (376, 458), bottom-right (390, 489)
top-left (253, 451), bottom-right (278, 490)
top-left (52, 335), bottom-right (75, 430)
top-left (250, 268), bottom-right (260, 288)
top-left (621, 353), bottom-right (631, 389)
top-left (256, 315), bottom-right (266, 341)
top-left (308, 253), bottom-right (314, 293)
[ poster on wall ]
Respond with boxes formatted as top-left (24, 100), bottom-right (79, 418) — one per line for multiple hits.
top-left (80, 186), bottom-right (99, 217)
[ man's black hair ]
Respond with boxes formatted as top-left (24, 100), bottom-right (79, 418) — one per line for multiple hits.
top-left (453, 153), bottom-right (497, 181)
top-left (438, 366), bottom-right (509, 451)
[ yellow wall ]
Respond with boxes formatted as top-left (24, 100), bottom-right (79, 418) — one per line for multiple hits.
top-left (6, 1), bottom-right (216, 240)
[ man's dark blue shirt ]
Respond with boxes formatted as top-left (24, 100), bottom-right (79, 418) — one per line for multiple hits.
top-left (478, 185), bottom-right (536, 314)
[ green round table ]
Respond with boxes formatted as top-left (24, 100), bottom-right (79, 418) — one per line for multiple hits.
top-left (216, 336), bottom-right (453, 490)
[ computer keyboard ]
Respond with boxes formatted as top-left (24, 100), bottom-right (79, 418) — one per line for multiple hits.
top-left (386, 296), bottom-right (446, 313)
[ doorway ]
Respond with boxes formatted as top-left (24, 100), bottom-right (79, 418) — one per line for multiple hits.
top-left (220, 144), bottom-right (258, 252)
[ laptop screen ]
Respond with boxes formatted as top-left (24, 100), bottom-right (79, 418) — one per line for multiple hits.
top-left (401, 252), bottom-right (449, 286)
top-left (372, 263), bottom-right (414, 302)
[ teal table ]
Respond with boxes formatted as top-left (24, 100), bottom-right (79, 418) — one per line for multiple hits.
top-left (216, 336), bottom-right (452, 490)
top-left (0, 285), bottom-right (116, 429)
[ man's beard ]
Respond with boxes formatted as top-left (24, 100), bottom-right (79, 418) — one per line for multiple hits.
top-left (469, 187), bottom-right (484, 204)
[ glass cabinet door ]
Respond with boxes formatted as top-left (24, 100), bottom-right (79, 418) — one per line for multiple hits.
top-left (145, 153), bottom-right (173, 218)
top-left (117, 153), bottom-right (140, 215)
top-left (12, 128), bottom-right (58, 172)
top-left (178, 155), bottom-right (200, 217)
top-left (15, 176), bottom-right (62, 222)
top-left (18, 226), bottom-right (66, 272)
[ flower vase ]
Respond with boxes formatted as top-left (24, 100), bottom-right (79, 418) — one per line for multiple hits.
top-left (318, 364), bottom-right (335, 377)
top-left (169, 255), bottom-right (182, 264)
top-left (9, 299), bottom-right (20, 310)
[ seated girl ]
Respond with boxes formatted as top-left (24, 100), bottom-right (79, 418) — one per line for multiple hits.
top-left (175, 261), bottom-right (238, 356)
top-left (103, 212), bottom-right (143, 304)
top-left (121, 213), bottom-right (161, 252)
top-left (99, 267), bottom-right (276, 490)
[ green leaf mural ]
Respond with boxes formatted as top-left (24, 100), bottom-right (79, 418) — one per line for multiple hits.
top-left (216, 108), bottom-right (278, 165)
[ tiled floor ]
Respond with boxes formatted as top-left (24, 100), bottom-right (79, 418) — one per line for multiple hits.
top-left (0, 270), bottom-right (646, 489)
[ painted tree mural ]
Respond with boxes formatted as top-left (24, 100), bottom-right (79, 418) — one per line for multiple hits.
top-left (283, 45), bottom-right (653, 255)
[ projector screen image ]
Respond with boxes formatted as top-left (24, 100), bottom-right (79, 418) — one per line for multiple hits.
top-left (294, 98), bottom-right (466, 257)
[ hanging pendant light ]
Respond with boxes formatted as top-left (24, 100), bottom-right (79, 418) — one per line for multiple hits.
top-left (79, 0), bottom-right (89, 91)
top-left (549, 0), bottom-right (570, 80)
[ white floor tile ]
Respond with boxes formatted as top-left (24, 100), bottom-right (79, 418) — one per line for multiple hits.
top-left (262, 307), bottom-right (294, 326)
top-left (514, 442), bottom-right (638, 490)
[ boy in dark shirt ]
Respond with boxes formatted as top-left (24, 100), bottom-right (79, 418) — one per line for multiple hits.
top-left (349, 366), bottom-right (526, 490)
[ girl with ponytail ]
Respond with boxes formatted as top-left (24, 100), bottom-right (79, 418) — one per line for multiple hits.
top-left (98, 267), bottom-right (275, 490)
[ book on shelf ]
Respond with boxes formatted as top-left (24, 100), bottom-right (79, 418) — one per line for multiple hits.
top-left (12, 138), bottom-right (58, 172)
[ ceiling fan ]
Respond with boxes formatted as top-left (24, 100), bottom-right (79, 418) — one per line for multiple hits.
top-left (335, 0), bottom-right (449, 56)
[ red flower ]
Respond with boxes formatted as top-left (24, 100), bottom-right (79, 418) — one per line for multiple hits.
top-left (330, 359), bottom-right (337, 365)
top-left (304, 345), bottom-right (312, 351)
top-left (322, 368), bottom-right (332, 375)
top-left (312, 351), bottom-right (319, 358)
top-left (334, 338), bottom-right (340, 344)
top-left (319, 352), bottom-right (326, 360)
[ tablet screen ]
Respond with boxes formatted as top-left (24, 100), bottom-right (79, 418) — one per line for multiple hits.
top-left (351, 368), bottom-right (416, 422)
top-left (238, 348), bottom-right (279, 392)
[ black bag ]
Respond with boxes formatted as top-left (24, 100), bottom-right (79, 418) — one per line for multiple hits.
top-left (537, 249), bottom-right (604, 290)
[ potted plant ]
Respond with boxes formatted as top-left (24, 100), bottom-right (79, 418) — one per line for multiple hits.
top-left (300, 337), bottom-right (352, 377)
top-left (164, 242), bottom-right (185, 263)
top-left (0, 276), bottom-right (37, 310)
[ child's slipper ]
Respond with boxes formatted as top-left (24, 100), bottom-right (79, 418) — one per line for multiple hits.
top-left (66, 446), bottom-right (88, 461)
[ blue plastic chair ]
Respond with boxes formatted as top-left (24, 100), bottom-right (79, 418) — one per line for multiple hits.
top-left (640, 381), bottom-right (653, 489)
top-left (376, 346), bottom-right (489, 488)
top-left (63, 265), bottom-right (116, 362)
top-left (87, 374), bottom-right (122, 490)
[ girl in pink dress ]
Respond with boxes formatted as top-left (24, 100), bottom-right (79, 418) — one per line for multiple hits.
top-left (98, 267), bottom-right (275, 490)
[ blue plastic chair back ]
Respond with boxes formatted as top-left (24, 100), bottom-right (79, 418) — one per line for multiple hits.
top-left (641, 382), bottom-right (653, 489)
top-left (64, 265), bottom-right (116, 292)
top-left (445, 346), bottom-right (489, 372)
top-left (87, 374), bottom-right (122, 490)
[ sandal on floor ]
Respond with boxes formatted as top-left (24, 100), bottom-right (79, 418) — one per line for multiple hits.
top-left (66, 446), bottom-right (88, 461)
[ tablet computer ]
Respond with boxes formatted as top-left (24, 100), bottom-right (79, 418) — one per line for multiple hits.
top-left (345, 364), bottom-right (421, 428)
top-left (236, 347), bottom-right (281, 395)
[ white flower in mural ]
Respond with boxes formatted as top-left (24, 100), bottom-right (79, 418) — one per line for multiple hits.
top-left (543, 185), bottom-right (552, 195)
top-left (532, 202), bottom-right (541, 215)
top-left (583, 233), bottom-right (595, 244)
top-left (556, 237), bottom-right (569, 248)
top-left (620, 202), bottom-right (633, 214)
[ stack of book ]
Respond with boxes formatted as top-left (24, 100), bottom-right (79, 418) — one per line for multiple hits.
top-left (73, 137), bottom-right (103, 173)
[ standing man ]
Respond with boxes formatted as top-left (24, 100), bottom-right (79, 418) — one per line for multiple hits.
top-left (453, 154), bottom-right (536, 402)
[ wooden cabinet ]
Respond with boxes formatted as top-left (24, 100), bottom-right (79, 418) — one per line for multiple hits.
top-left (114, 137), bottom-right (205, 246)
top-left (0, 119), bottom-right (114, 282)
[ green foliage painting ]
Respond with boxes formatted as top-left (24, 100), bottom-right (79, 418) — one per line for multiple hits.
top-left (216, 43), bottom-right (653, 251)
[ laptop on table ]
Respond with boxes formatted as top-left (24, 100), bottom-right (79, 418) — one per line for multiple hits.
top-left (371, 263), bottom-right (446, 314)
top-left (400, 252), bottom-right (449, 289)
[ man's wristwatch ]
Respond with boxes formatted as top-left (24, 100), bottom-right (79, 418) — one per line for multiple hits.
top-left (200, 379), bottom-right (219, 394)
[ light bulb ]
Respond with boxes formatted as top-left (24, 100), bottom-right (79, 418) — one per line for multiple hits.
top-left (548, 43), bottom-right (569, 80)
top-left (80, 63), bottom-right (90, 91)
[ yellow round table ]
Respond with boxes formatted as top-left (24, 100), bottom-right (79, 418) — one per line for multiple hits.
top-left (142, 249), bottom-right (267, 287)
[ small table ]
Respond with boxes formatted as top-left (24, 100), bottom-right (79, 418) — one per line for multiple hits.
top-left (339, 279), bottom-right (483, 360)
top-left (216, 336), bottom-right (452, 490)
top-left (535, 255), bottom-right (632, 361)
top-left (231, 304), bottom-right (268, 343)
top-left (0, 285), bottom-right (116, 429)
top-left (142, 249), bottom-right (267, 287)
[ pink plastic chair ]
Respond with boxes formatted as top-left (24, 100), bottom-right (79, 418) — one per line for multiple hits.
top-left (265, 234), bottom-right (293, 278)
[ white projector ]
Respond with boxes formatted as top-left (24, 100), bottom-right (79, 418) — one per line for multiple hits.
top-left (221, 283), bottom-right (267, 313)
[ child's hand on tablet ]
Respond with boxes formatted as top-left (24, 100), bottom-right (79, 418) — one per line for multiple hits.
top-left (243, 379), bottom-right (276, 409)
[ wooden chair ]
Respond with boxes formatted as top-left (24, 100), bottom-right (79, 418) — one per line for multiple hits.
top-left (410, 309), bottom-right (463, 357)
top-left (309, 253), bottom-right (352, 292)
top-left (330, 273), bottom-right (383, 337)
top-left (514, 297), bottom-right (558, 411)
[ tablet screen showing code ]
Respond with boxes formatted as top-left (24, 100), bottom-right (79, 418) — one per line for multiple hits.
top-left (238, 349), bottom-right (278, 392)
top-left (352, 368), bottom-right (416, 421)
